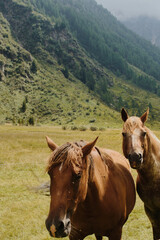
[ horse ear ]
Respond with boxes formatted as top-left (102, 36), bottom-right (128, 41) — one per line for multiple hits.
top-left (82, 137), bottom-right (98, 157)
top-left (121, 108), bottom-right (129, 122)
top-left (140, 108), bottom-right (149, 123)
top-left (46, 136), bottom-right (58, 151)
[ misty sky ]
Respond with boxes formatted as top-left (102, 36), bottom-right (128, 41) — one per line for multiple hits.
top-left (96, 0), bottom-right (160, 20)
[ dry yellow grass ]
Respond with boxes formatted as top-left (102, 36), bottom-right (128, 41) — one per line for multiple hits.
top-left (0, 125), bottom-right (154, 239)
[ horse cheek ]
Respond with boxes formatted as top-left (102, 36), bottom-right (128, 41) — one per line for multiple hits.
top-left (123, 139), bottom-right (129, 158)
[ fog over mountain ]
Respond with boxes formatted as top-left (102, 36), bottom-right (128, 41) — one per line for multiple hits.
top-left (96, 0), bottom-right (160, 20)
top-left (123, 16), bottom-right (160, 48)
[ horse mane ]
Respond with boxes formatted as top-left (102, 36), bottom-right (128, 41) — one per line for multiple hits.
top-left (124, 116), bottom-right (143, 132)
top-left (100, 151), bottom-right (115, 170)
top-left (146, 127), bottom-right (160, 143)
top-left (46, 140), bottom-right (86, 172)
top-left (46, 140), bottom-right (113, 174)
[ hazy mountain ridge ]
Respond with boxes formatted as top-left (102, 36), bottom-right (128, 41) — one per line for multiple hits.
top-left (1, 0), bottom-right (160, 126)
top-left (123, 16), bottom-right (160, 48)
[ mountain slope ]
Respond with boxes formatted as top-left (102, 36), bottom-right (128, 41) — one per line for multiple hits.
top-left (1, 0), bottom-right (160, 126)
top-left (0, 1), bottom-right (117, 126)
top-left (25, 0), bottom-right (160, 87)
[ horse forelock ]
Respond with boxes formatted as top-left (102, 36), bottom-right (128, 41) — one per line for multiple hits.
top-left (46, 141), bottom-right (85, 172)
top-left (123, 116), bottom-right (144, 133)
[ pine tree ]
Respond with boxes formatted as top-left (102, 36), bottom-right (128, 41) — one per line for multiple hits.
top-left (30, 60), bottom-right (37, 73)
top-left (21, 100), bottom-right (27, 113)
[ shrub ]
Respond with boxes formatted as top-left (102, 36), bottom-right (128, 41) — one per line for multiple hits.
top-left (0, 71), bottom-right (2, 81)
top-left (71, 126), bottom-right (78, 130)
top-left (99, 127), bottom-right (105, 131)
top-left (86, 112), bottom-right (90, 116)
top-left (20, 100), bottom-right (27, 113)
top-left (62, 67), bottom-right (69, 79)
top-left (79, 126), bottom-right (87, 131)
top-left (18, 118), bottom-right (24, 125)
top-left (28, 117), bottom-right (35, 125)
top-left (90, 126), bottom-right (97, 131)
top-left (30, 60), bottom-right (37, 73)
top-left (89, 119), bottom-right (96, 123)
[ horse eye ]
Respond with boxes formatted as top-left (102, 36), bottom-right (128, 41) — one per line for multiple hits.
top-left (122, 132), bottom-right (127, 137)
top-left (142, 132), bottom-right (146, 137)
top-left (73, 172), bottom-right (82, 181)
top-left (76, 172), bottom-right (82, 180)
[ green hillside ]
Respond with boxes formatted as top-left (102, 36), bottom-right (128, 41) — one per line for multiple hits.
top-left (1, 0), bottom-right (160, 127)
top-left (0, 2), bottom-right (117, 127)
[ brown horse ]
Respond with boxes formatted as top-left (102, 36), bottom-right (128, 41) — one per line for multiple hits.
top-left (121, 108), bottom-right (160, 240)
top-left (45, 136), bottom-right (135, 240)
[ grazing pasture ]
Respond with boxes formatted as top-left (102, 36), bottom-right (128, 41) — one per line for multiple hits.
top-left (0, 125), bottom-right (155, 239)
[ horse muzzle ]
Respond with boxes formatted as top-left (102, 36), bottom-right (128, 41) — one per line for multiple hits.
top-left (46, 218), bottom-right (71, 238)
top-left (128, 152), bottom-right (143, 169)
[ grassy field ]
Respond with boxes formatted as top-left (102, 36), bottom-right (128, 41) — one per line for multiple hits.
top-left (0, 125), bottom-right (155, 239)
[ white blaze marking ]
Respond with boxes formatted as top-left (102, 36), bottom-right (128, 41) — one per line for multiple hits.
top-left (131, 134), bottom-right (137, 148)
top-left (59, 163), bottom-right (63, 172)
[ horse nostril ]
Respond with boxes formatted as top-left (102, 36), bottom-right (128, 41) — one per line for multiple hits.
top-left (57, 220), bottom-right (64, 231)
top-left (139, 153), bottom-right (142, 159)
top-left (45, 218), bottom-right (51, 232)
top-left (66, 219), bottom-right (71, 228)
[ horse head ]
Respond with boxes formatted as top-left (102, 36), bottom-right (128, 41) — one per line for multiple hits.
top-left (45, 136), bottom-right (98, 238)
top-left (121, 108), bottom-right (149, 169)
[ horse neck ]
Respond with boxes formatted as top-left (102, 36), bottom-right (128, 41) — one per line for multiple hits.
top-left (138, 128), bottom-right (160, 182)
